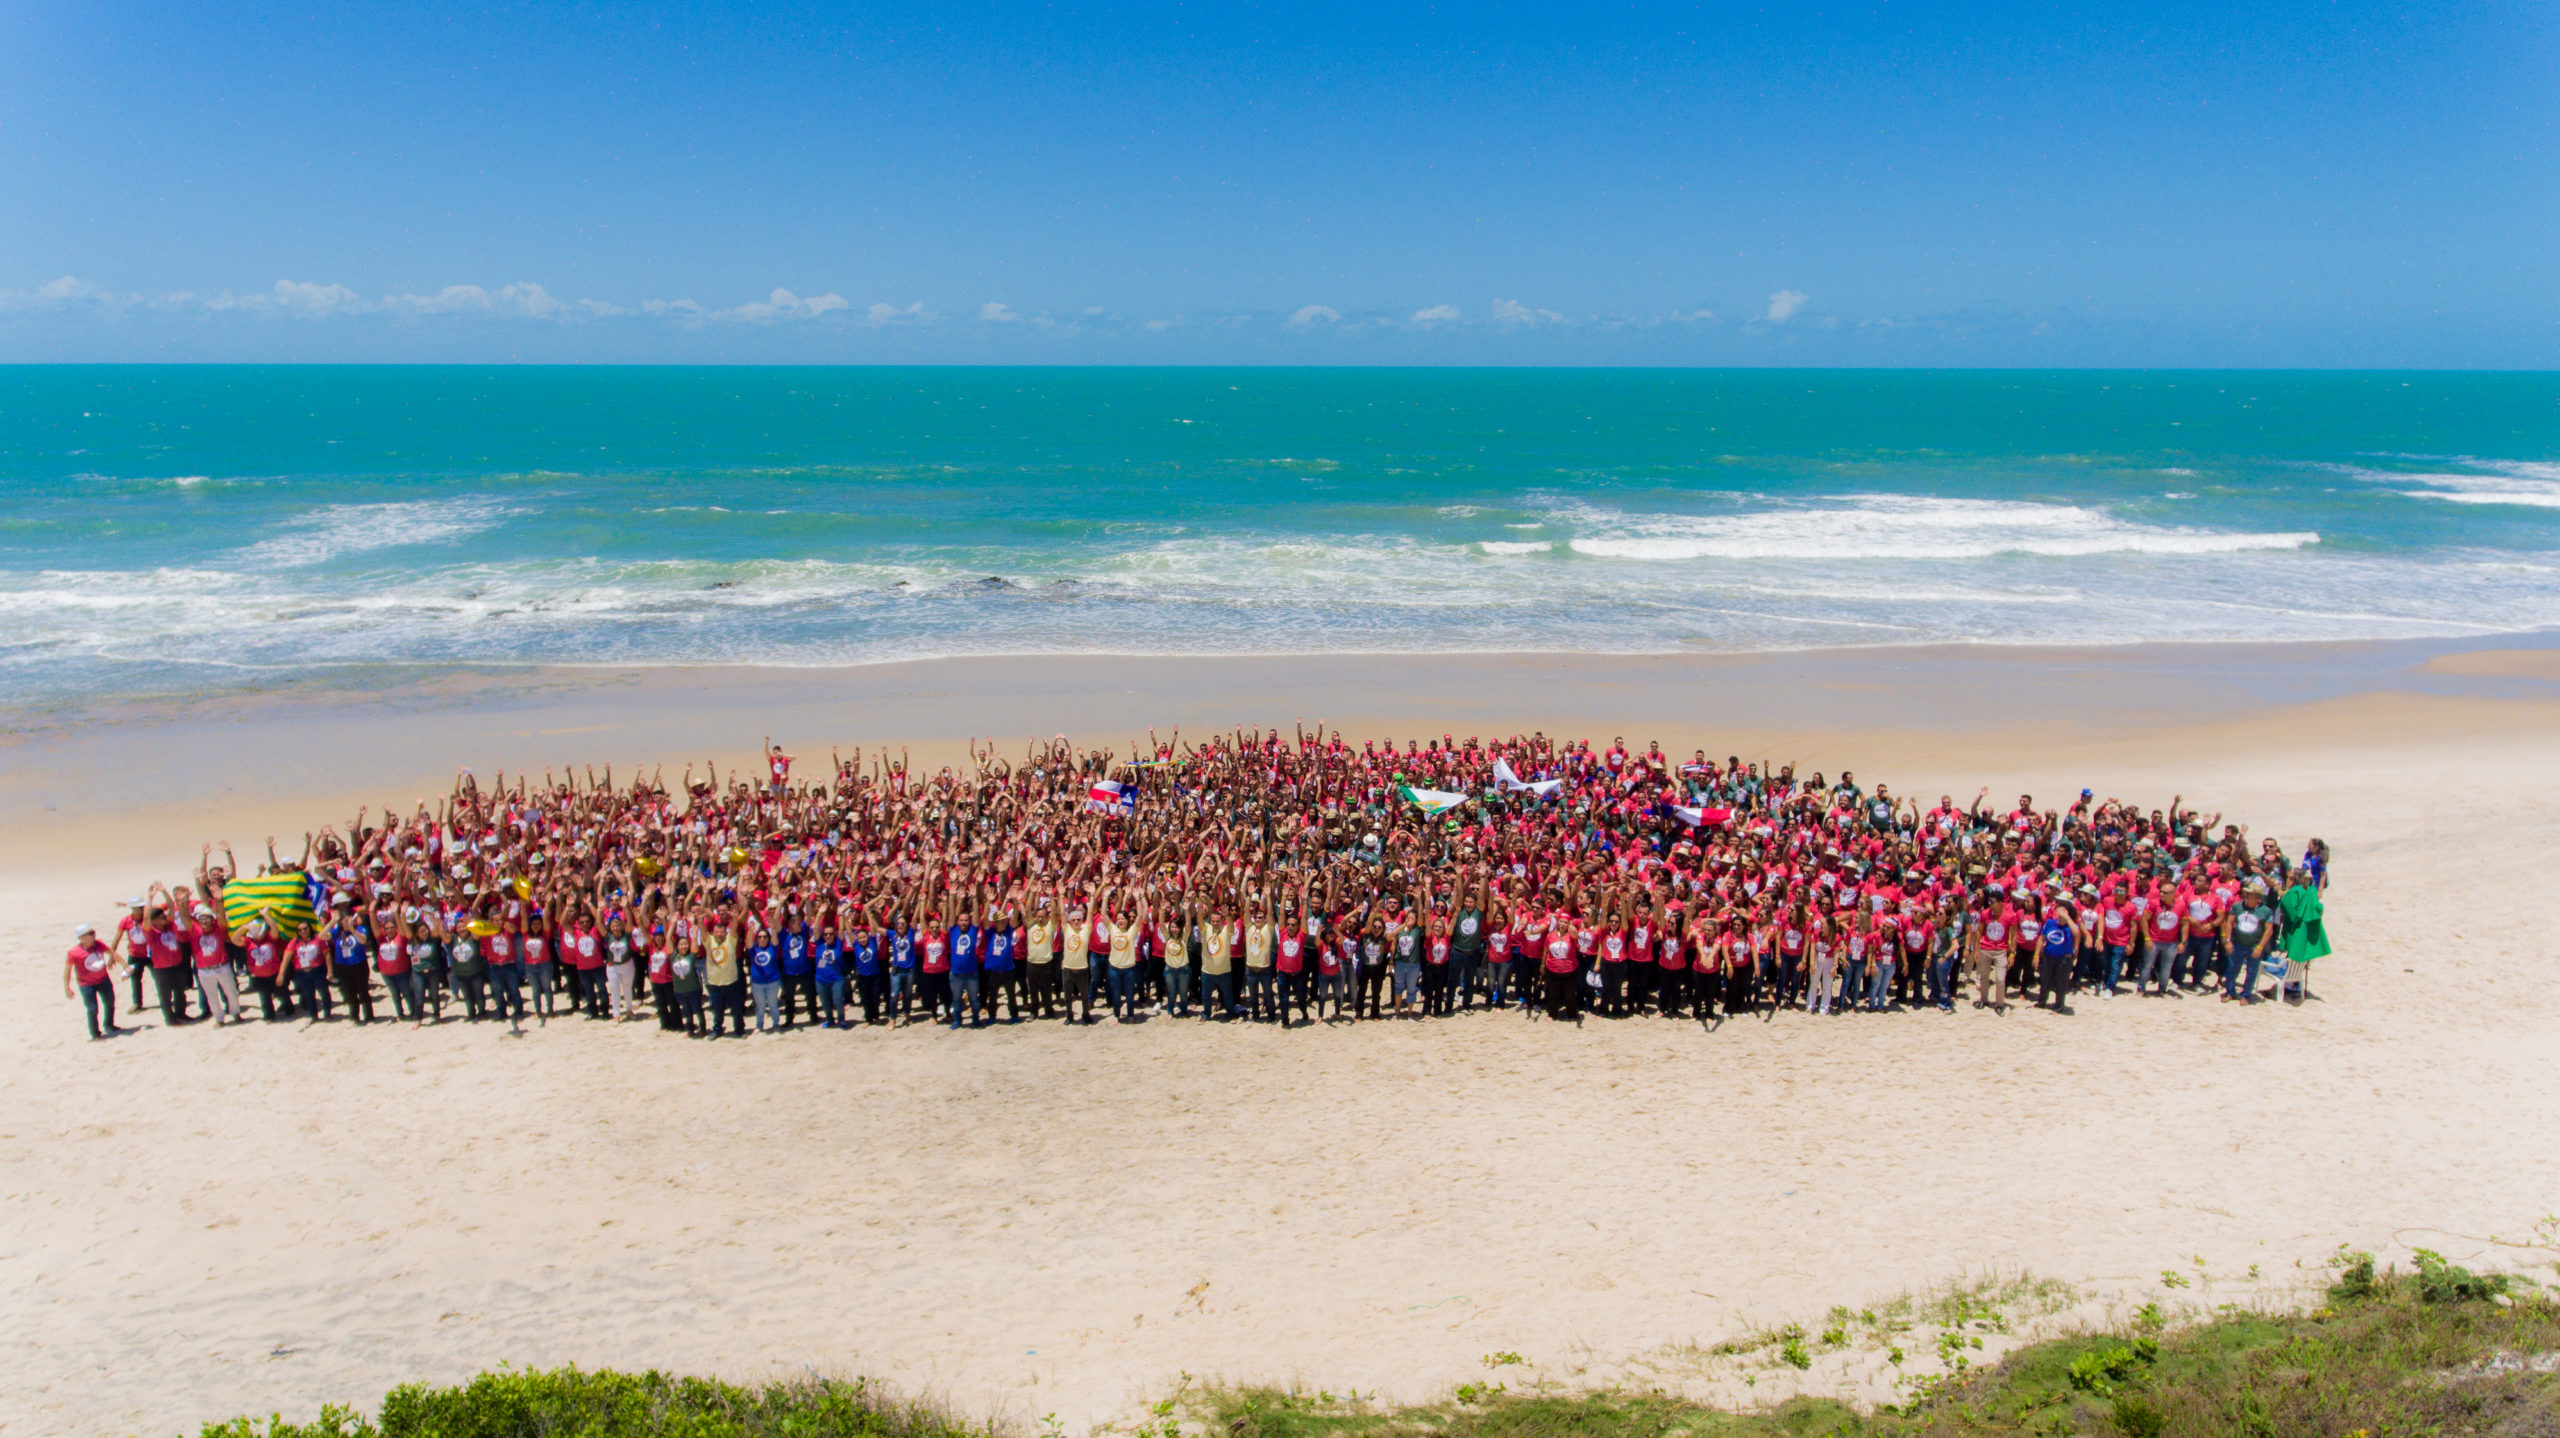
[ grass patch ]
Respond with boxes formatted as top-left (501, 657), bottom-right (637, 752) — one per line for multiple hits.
top-left (1191, 1262), bottom-right (2560, 1438)
top-left (202, 1366), bottom-right (992, 1438)
top-left (205, 1258), bottom-right (2560, 1438)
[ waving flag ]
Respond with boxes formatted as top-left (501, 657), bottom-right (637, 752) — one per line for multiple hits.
top-left (1086, 779), bottom-right (1136, 815)
top-left (221, 871), bottom-right (318, 936)
top-left (1397, 782), bottom-right (1473, 817)
top-left (1493, 756), bottom-right (1563, 798)
top-left (1670, 804), bottom-right (1734, 828)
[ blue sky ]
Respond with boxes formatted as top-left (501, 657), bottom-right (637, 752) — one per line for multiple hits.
top-left (1, 1), bottom-right (2552, 364)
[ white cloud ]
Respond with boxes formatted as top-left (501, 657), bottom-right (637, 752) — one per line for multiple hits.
top-left (866, 301), bottom-right (929, 327)
top-left (192, 279), bottom-right (367, 317)
top-left (383, 282), bottom-right (569, 319)
top-left (1411, 304), bottom-right (1461, 324)
top-left (979, 301), bottom-right (1019, 323)
top-left (1287, 304), bottom-right (1342, 327)
top-left (0, 275), bottom-right (138, 311)
top-left (641, 298), bottom-right (703, 317)
top-left (1489, 298), bottom-right (1564, 328)
top-left (719, 288), bottom-right (851, 323)
top-left (1766, 290), bottom-right (1808, 323)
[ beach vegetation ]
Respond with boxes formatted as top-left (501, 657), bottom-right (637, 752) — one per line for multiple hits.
top-left (1184, 1265), bottom-right (2558, 1438)
top-left (204, 1261), bottom-right (2560, 1438)
top-left (201, 1366), bottom-right (991, 1438)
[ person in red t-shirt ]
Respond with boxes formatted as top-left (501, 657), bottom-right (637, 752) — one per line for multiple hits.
top-left (240, 918), bottom-right (291, 1022)
top-left (2140, 894), bottom-right (2184, 996)
top-left (139, 884), bottom-right (195, 1026)
top-left (65, 925), bottom-right (122, 1040)
top-left (113, 897), bottom-right (151, 1012)
top-left (183, 901), bottom-right (245, 1025)
top-left (1969, 894), bottom-right (2016, 1010)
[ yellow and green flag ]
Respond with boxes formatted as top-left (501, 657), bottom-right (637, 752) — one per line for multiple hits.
top-left (221, 871), bottom-right (318, 935)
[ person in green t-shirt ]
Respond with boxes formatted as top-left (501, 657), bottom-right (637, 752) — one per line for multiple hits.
top-left (2279, 867), bottom-right (2331, 1002)
top-left (2222, 881), bottom-right (2278, 1003)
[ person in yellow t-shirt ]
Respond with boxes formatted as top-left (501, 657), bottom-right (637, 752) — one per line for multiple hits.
top-left (1196, 896), bottom-right (1235, 1021)
top-left (1159, 890), bottom-right (1193, 1017)
top-left (1104, 887), bottom-right (1150, 1023)
top-left (1242, 892), bottom-right (1276, 1023)
top-left (1025, 892), bottom-right (1059, 1020)
top-left (1058, 882), bottom-right (1094, 1025)
top-left (702, 896), bottom-right (746, 1039)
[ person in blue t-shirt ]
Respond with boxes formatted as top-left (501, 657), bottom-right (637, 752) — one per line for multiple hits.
top-left (778, 916), bottom-right (814, 1029)
top-left (851, 925), bottom-right (884, 1026)
top-left (982, 893), bottom-right (1020, 1023)
top-left (947, 901), bottom-right (982, 1029)
top-left (745, 920), bottom-right (784, 1034)
top-left (813, 918), bottom-right (846, 1029)
top-left (887, 921), bottom-right (916, 1025)
top-left (326, 907), bottom-right (377, 1024)
top-left (2035, 900), bottom-right (2079, 1013)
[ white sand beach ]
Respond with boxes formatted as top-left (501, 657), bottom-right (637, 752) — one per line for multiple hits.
top-left (5, 646), bottom-right (2558, 1437)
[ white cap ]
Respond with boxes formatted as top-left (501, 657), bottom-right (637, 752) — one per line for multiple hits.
top-left (124, 896), bottom-right (145, 908)
top-left (74, 923), bottom-right (96, 938)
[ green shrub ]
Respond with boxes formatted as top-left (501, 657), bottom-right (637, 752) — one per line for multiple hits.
top-left (2412, 1247), bottom-right (2510, 1304)
top-left (2064, 1340), bottom-right (2155, 1397)
top-left (2107, 1395), bottom-right (2164, 1438)
top-left (2327, 1250), bottom-right (2380, 1303)
top-left (203, 1367), bottom-right (986, 1438)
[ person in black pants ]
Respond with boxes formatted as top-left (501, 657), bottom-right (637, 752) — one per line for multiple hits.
top-left (2034, 906), bottom-right (2077, 1013)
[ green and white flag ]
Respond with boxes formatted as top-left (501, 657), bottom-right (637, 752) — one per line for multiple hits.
top-left (1396, 782), bottom-right (1472, 817)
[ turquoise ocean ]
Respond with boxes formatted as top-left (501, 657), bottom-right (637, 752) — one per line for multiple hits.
top-left (3, 366), bottom-right (2557, 713)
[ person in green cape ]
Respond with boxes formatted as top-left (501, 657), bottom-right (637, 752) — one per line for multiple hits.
top-left (2279, 865), bottom-right (2332, 1001)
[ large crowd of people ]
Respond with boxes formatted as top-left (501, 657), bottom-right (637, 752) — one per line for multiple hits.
top-left (62, 726), bottom-right (2335, 1043)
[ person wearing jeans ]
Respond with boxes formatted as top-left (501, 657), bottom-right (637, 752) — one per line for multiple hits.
top-left (450, 933), bottom-right (487, 1021)
top-left (946, 915), bottom-right (981, 1029)
top-left (745, 916), bottom-right (784, 1034)
top-left (485, 955), bottom-right (524, 1033)
top-left (814, 930), bottom-right (848, 1029)
top-left (2224, 885), bottom-right (2276, 1002)
top-left (2138, 908), bottom-right (2181, 995)
top-left (381, 966), bottom-right (420, 1022)
top-left (66, 927), bottom-right (120, 1039)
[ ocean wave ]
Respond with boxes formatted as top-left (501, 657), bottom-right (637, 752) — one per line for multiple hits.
top-left (1545, 495), bottom-right (2318, 560)
top-left (231, 496), bottom-right (521, 567)
top-left (2334, 458), bottom-right (2560, 510)
top-left (6, 540), bottom-right (2555, 677)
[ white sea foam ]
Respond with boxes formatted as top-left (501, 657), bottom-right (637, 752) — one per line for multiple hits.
top-left (7, 484), bottom-right (2558, 695)
top-left (232, 496), bottom-right (519, 567)
top-left (2335, 458), bottom-right (2560, 510)
top-left (2393, 474), bottom-right (2560, 509)
top-left (1547, 495), bottom-right (2317, 561)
